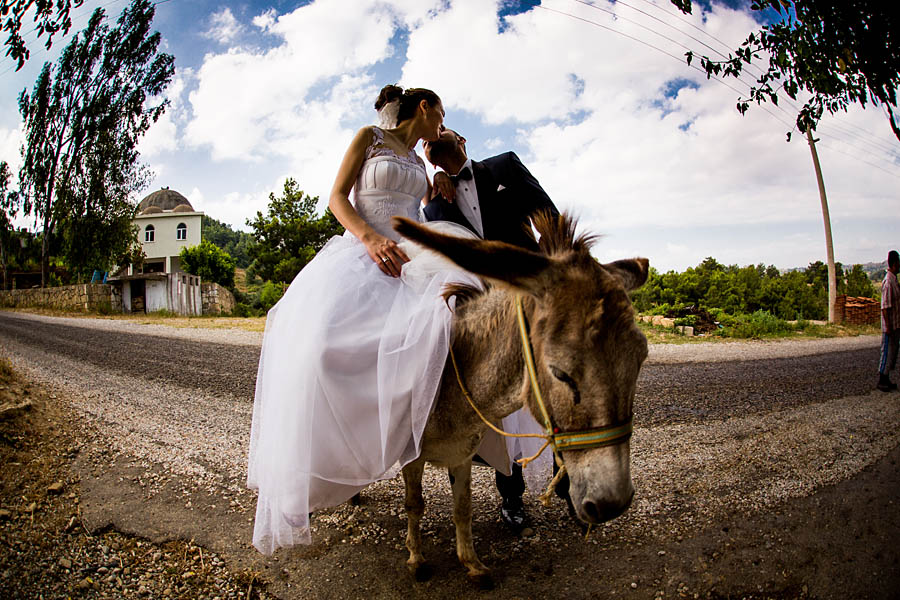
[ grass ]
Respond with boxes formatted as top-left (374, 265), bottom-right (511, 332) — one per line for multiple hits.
top-left (637, 317), bottom-right (879, 343)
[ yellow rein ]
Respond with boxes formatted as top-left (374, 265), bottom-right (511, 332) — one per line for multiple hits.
top-left (448, 294), bottom-right (634, 504)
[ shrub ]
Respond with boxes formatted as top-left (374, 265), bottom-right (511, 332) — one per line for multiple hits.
top-left (721, 310), bottom-right (795, 338)
top-left (259, 281), bottom-right (286, 312)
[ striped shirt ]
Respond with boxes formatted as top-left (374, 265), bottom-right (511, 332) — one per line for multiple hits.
top-left (882, 270), bottom-right (900, 332)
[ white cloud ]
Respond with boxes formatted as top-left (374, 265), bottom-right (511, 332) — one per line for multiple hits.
top-left (203, 8), bottom-right (244, 44)
top-left (139, 68), bottom-right (193, 159)
top-left (123, 0), bottom-right (897, 271)
top-left (0, 126), bottom-right (22, 172)
top-left (252, 9), bottom-right (276, 31)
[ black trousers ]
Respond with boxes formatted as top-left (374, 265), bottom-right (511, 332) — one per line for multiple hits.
top-left (494, 459), bottom-right (570, 503)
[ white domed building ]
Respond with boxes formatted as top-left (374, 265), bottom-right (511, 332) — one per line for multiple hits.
top-left (133, 187), bottom-right (203, 274)
top-left (112, 187), bottom-right (205, 314)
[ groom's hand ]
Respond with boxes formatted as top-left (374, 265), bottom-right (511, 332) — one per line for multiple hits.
top-left (432, 171), bottom-right (456, 203)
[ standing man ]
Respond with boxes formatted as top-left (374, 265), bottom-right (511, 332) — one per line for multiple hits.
top-left (877, 250), bottom-right (900, 392)
top-left (422, 129), bottom-right (563, 533)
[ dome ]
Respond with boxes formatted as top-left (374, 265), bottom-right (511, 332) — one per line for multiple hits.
top-left (172, 203), bottom-right (195, 213)
top-left (140, 205), bottom-right (163, 215)
top-left (137, 187), bottom-right (193, 213)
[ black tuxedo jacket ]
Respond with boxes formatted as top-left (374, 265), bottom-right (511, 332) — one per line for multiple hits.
top-left (422, 152), bottom-right (559, 251)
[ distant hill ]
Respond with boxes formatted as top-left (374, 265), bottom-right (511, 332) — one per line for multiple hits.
top-left (785, 259), bottom-right (886, 282)
top-left (201, 215), bottom-right (253, 268)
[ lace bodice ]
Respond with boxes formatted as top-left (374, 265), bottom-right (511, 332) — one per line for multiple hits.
top-left (353, 127), bottom-right (427, 241)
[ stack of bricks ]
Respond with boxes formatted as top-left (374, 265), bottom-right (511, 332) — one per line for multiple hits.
top-left (835, 294), bottom-right (880, 325)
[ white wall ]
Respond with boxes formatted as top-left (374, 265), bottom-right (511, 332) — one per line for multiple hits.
top-left (134, 212), bottom-right (202, 272)
top-left (146, 279), bottom-right (168, 312)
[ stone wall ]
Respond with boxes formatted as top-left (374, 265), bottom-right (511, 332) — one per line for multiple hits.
top-left (200, 282), bottom-right (236, 315)
top-left (835, 295), bottom-right (879, 326)
top-left (0, 284), bottom-right (122, 313)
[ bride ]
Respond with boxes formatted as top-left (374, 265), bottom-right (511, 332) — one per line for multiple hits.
top-left (247, 85), bottom-right (479, 554)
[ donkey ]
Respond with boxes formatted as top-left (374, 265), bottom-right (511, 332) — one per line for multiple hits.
top-left (392, 212), bottom-right (649, 586)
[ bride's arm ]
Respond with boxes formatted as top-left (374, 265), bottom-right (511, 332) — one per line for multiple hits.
top-left (329, 127), bottom-right (409, 277)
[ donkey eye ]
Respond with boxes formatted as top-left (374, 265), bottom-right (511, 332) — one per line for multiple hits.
top-left (550, 366), bottom-right (581, 405)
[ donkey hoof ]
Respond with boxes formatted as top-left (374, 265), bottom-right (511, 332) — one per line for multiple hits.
top-left (467, 571), bottom-right (494, 590)
top-left (409, 562), bottom-right (432, 582)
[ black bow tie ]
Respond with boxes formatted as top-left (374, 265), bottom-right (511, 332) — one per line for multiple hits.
top-left (450, 166), bottom-right (472, 186)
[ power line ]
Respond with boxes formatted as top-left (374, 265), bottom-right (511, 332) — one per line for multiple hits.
top-left (623, 0), bottom-right (898, 152)
top-left (536, 3), bottom-right (798, 132)
top-left (0, 0), bottom-right (172, 74)
top-left (539, 2), bottom-right (898, 175)
top-left (552, 0), bottom-right (898, 171)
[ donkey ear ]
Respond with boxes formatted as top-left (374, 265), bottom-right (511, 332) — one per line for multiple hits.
top-left (603, 258), bottom-right (649, 291)
top-left (393, 217), bottom-right (553, 294)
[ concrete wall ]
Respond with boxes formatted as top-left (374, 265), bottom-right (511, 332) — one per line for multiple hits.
top-left (0, 284), bottom-right (122, 313)
top-left (133, 212), bottom-right (202, 272)
top-left (201, 282), bottom-right (236, 315)
top-left (140, 274), bottom-right (201, 315)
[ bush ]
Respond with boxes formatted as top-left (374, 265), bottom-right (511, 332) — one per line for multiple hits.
top-left (720, 310), bottom-right (795, 338)
top-left (259, 281), bottom-right (286, 312)
top-left (180, 240), bottom-right (236, 289)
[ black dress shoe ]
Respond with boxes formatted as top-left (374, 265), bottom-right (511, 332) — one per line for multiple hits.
top-left (499, 499), bottom-right (530, 534)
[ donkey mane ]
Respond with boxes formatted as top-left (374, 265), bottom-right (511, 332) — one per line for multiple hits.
top-left (533, 210), bottom-right (598, 257)
top-left (441, 211), bottom-right (599, 309)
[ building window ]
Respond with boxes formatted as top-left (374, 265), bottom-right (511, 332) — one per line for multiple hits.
top-left (176, 222), bottom-right (187, 241)
top-left (144, 225), bottom-right (155, 242)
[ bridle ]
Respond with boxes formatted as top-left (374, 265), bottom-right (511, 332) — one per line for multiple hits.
top-left (448, 295), bottom-right (634, 471)
top-left (514, 296), bottom-right (634, 454)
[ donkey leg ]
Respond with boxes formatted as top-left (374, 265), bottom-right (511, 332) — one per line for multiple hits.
top-left (402, 458), bottom-right (430, 580)
top-left (448, 460), bottom-right (492, 588)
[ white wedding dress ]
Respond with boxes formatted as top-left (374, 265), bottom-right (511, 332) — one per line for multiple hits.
top-left (247, 128), bottom-right (476, 554)
top-left (247, 127), bottom-right (549, 556)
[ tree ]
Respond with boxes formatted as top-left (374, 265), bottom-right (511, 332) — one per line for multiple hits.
top-left (180, 240), bottom-right (236, 289)
top-left (0, 160), bottom-right (20, 289)
top-left (846, 264), bottom-right (875, 297)
top-left (1, 0), bottom-right (85, 70)
top-left (673, 0), bottom-right (900, 140)
top-left (246, 178), bottom-right (345, 284)
top-left (201, 215), bottom-right (253, 268)
top-left (17, 0), bottom-right (174, 286)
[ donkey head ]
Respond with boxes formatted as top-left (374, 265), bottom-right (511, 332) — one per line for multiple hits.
top-left (394, 212), bottom-right (649, 525)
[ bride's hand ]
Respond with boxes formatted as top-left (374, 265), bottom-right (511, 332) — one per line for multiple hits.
top-left (364, 233), bottom-right (410, 278)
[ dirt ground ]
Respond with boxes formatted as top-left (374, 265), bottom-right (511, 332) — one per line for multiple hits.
top-left (1, 359), bottom-right (899, 599)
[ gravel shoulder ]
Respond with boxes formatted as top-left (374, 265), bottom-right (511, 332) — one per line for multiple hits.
top-left (0, 311), bottom-right (897, 599)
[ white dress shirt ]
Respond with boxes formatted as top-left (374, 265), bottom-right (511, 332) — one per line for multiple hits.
top-left (452, 158), bottom-right (484, 238)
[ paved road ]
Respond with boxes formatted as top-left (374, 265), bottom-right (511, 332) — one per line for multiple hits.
top-left (0, 311), bottom-right (881, 428)
top-left (1, 310), bottom-right (896, 600)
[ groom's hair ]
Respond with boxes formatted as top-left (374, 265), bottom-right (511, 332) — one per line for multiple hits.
top-left (425, 129), bottom-right (464, 167)
top-left (889, 250), bottom-right (899, 269)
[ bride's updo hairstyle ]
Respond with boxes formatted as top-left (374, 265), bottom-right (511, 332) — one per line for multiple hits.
top-left (374, 84), bottom-right (440, 125)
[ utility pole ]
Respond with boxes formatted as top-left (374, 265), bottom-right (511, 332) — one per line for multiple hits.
top-left (805, 126), bottom-right (836, 323)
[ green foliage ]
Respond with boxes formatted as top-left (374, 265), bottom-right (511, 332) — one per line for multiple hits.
top-left (16, 0), bottom-right (174, 286)
top-left (0, 0), bottom-right (85, 70)
top-left (201, 215), bottom-right (253, 268)
top-left (0, 161), bottom-right (19, 289)
top-left (179, 240), bottom-right (236, 289)
top-left (719, 310), bottom-right (795, 339)
top-left (846, 264), bottom-right (876, 297)
top-left (246, 178), bottom-right (345, 284)
top-left (632, 256), bottom-right (878, 326)
top-left (674, 0), bottom-right (900, 140)
top-left (259, 281), bottom-right (286, 312)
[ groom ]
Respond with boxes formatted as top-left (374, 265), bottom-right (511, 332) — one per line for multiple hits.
top-left (422, 128), bottom-right (563, 534)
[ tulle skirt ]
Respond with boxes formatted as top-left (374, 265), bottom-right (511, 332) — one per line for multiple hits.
top-left (247, 222), bottom-right (486, 554)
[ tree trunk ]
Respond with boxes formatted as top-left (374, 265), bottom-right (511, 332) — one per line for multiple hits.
top-left (805, 128), bottom-right (836, 323)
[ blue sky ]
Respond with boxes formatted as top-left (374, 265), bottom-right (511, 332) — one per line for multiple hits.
top-left (1, 0), bottom-right (897, 272)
